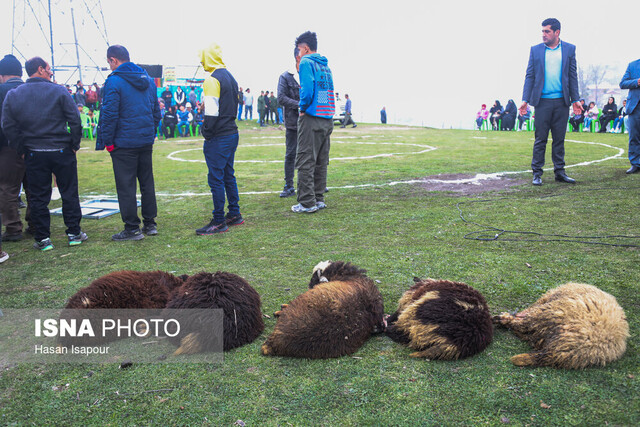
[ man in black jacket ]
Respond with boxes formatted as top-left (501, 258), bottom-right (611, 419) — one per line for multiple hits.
top-left (1, 57), bottom-right (85, 251)
top-left (276, 48), bottom-right (301, 197)
top-left (0, 54), bottom-right (27, 242)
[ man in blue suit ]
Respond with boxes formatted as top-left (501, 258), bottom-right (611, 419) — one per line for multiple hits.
top-left (620, 59), bottom-right (640, 174)
top-left (520, 18), bottom-right (580, 186)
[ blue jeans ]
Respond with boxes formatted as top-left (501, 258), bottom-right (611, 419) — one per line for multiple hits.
top-left (237, 104), bottom-right (243, 120)
top-left (244, 105), bottom-right (252, 120)
top-left (203, 133), bottom-right (240, 224)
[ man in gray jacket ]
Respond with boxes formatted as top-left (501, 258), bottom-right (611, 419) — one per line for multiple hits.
top-left (276, 48), bottom-right (301, 197)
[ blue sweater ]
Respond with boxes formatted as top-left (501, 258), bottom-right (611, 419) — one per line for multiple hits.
top-left (96, 62), bottom-right (160, 150)
top-left (298, 53), bottom-right (335, 119)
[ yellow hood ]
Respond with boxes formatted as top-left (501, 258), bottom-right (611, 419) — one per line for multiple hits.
top-left (200, 43), bottom-right (226, 72)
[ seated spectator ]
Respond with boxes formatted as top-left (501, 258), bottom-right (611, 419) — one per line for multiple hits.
top-left (162, 105), bottom-right (178, 138)
top-left (192, 103), bottom-right (204, 136)
top-left (476, 104), bottom-right (489, 129)
top-left (583, 102), bottom-right (599, 131)
top-left (517, 103), bottom-right (532, 130)
top-left (489, 100), bottom-right (503, 130)
top-left (598, 96), bottom-right (617, 133)
top-left (569, 99), bottom-right (585, 132)
top-left (176, 104), bottom-right (192, 137)
top-left (500, 100), bottom-right (517, 131)
top-left (613, 99), bottom-right (627, 133)
top-left (86, 109), bottom-right (98, 133)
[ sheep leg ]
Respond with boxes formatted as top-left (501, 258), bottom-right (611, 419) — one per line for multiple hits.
top-left (173, 332), bottom-right (203, 355)
top-left (273, 303), bottom-right (289, 317)
top-left (510, 351), bottom-right (550, 367)
top-left (410, 343), bottom-right (460, 360)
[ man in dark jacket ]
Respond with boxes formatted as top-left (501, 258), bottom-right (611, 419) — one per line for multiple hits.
top-left (277, 48), bottom-right (301, 197)
top-left (96, 45), bottom-right (161, 241)
top-left (161, 87), bottom-right (173, 110)
top-left (0, 54), bottom-right (28, 242)
top-left (1, 57), bottom-right (85, 251)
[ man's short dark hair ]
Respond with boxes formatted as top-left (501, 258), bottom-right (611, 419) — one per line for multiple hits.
top-left (106, 45), bottom-right (130, 62)
top-left (25, 57), bottom-right (47, 77)
top-left (294, 47), bottom-right (299, 58)
top-left (295, 31), bottom-right (317, 51)
top-left (542, 18), bottom-right (561, 32)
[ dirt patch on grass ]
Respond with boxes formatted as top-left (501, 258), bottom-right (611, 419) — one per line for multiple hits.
top-left (418, 173), bottom-right (528, 195)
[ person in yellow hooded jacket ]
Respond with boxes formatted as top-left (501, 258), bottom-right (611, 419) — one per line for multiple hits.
top-left (195, 43), bottom-right (244, 235)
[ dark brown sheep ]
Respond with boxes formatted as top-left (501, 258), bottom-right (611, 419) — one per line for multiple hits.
top-left (385, 278), bottom-right (493, 360)
top-left (261, 261), bottom-right (385, 359)
top-left (165, 271), bottom-right (264, 354)
top-left (494, 282), bottom-right (629, 369)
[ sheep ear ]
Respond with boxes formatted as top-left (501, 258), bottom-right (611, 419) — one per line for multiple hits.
top-left (413, 276), bottom-right (422, 283)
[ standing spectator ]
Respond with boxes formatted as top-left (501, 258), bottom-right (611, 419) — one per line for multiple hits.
top-left (188, 86), bottom-right (198, 109)
top-left (161, 86), bottom-right (173, 110)
top-left (517, 103), bottom-right (532, 130)
top-left (237, 86), bottom-right (244, 120)
top-left (195, 42), bottom-right (244, 235)
top-left (475, 104), bottom-right (489, 129)
top-left (1, 57), bottom-right (85, 251)
top-left (598, 96), bottom-right (617, 133)
top-left (244, 88), bottom-right (253, 120)
top-left (292, 31), bottom-right (335, 213)
top-left (501, 100), bottom-right (517, 130)
top-left (96, 45), bottom-right (160, 241)
top-left (277, 48), bottom-right (301, 198)
top-left (162, 105), bottom-right (178, 138)
top-left (0, 54), bottom-right (27, 242)
top-left (263, 91), bottom-right (271, 124)
top-left (521, 18), bottom-right (580, 185)
top-left (620, 57), bottom-right (640, 174)
top-left (85, 83), bottom-right (98, 110)
top-left (569, 98), bottom-right (585, 132)
top-left (74, 84), bottom-right (86, 107)
top-left (269, 91), bottom-right (279, 124)
top-left (341, 94), bottom-right (357, 128)
top-left (381, 106), bottom-right (387, 124)
top-left (613, 99), bottom-right (627, 133)
top-left (94, 83), bottom-right (103, 110)
top-left (583, 102), bottom-right (599, 131)
top-left (489, 100), bottom-right (503, 130)
top-left (257, 90), bottom-right (266, 126)
top-left (173, 86), bottom-right (186, 108)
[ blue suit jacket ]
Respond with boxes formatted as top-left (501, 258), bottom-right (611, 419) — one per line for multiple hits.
top-left (522, 41), bottom-right (579, 107)
top-left (620, 59), bottom-right (640, 115)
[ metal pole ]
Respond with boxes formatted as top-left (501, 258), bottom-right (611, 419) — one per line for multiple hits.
top-left (48, 0), bottom-right (55, 81)
top-left (70, 0), bottom-right (83, 83)
top-left (11, 0), bottom-right (16, 55)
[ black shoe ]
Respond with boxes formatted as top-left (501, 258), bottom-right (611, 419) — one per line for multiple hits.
top-left (225, 214), bottom-right (245, 227)
top-left (555, 173), bottom-right (576, 184)
top-left (532, 175), bottom-right (542, 186)
top-left (352, 124), bottom-right (357, 128)
top-left (196, 219), bottom-right (229, 235)
top-left (2, 232), bottom-right (23, 242)
top-left (112, 229), bottom-right (144, 241)
top-left (142, 224), bottom-right (158, 236)
top-left (626, 165), bottom-right (640, 174)
top-left (279, 186), bottom-right (296, 198)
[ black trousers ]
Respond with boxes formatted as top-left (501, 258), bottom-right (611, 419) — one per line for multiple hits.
top-left (284, 128), bottom-right (298, 188)
top-left (24, 149), bottom-right (82, 241)
top-left (531, 98), bottom-right (569, 176)
top-left (0, 146), bottom-right (28, 235)
top-left (110, 145), bottom-right (157, 231)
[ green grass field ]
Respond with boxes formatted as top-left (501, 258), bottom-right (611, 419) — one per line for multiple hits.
top-left (1, 122), bottom-right (639, 425)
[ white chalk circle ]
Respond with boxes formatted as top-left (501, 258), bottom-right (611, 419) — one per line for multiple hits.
top-left (167, 141), bottom-right (437, 164)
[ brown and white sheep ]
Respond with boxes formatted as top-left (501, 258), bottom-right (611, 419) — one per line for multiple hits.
top-left (494, 282), bottom-right (629, 369)
top-left (165, 271), bottom-right (264, 354)
top-left (385, 277), bottom-right (493, 360)
top-left (261, 261), bottom-right (385, 359)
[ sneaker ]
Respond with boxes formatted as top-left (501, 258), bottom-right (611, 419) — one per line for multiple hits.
top-left (316, 201), bottom-right (327, 210)
top-left (18, 198), bottom-right (26, 209)
top-left (279, 186), bottom-right (296, 198)
top-left (225, 214), bottom-right (245, 227)
top-left (142, 224), bottom-right (158, 236)
top-left (352, 124), bottom-right (357, 128)
top-left (34, 238), bottom-right (54, 251)
top-left (112, 229), bottom-right (144, 241)
top-left (2, 232), bottom-right (22, 242)
top-left (0, 251), bottom-right (8, 263)
top-left (196, 219), bottom-right (229, 235)
top-left (68, 231), bottom-right (88, 246)
top-left (51, 187), bottom-right (61, 201)
top-left (291, 203), bottom-right (319, 213)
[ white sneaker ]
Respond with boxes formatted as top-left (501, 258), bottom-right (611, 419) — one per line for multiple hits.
top-left (0, 251), bottom-right (9, 263)
top-left (51, 187), bottom-right (61, 201)
top-left (291, 203), bottom-right (318, 213)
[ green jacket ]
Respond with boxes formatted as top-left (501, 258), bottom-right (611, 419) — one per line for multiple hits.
top-left (269, 96), bottom-right (278, 111)
top-left (257, 95), bottom-right (265, 110)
